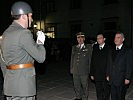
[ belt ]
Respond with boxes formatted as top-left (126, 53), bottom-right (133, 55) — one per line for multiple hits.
top-left (7, 63), bottom-right (34, 70)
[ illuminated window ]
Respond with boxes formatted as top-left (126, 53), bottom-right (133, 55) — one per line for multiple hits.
top-left (45, 26), bottom-right (55, 38)
top-left (45, 32), bottom-right (55, 38)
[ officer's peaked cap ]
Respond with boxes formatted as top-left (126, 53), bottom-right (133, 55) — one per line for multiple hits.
top-left (76, 32), bottom-right (85, 37)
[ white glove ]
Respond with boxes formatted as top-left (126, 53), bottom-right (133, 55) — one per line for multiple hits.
top-left (36, 31), bottom-right (45, 44)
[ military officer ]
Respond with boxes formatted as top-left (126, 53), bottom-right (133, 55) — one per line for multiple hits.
top-left (70, 32), bottom-right (92, 100)
top-left (0, 1), bottom-right (46, 100)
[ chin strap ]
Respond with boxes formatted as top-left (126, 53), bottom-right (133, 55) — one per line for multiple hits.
top-left (27, 14), bottom-right (30, 28)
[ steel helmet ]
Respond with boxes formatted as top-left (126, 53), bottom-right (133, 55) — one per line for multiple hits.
top-left (11, 1), bottom-right (32, 15)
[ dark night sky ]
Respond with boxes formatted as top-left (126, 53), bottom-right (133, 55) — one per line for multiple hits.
top-left (0, 0), bottom-right (38, 34)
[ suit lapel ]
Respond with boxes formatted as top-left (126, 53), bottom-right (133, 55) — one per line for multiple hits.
top-left (112, 46), bottom-right (126, 63)
top-left (76, 44), bottom-right (86, 51)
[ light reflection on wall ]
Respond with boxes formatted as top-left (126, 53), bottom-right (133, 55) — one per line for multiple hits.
top-left (34, 20), bottom-right (55, 38)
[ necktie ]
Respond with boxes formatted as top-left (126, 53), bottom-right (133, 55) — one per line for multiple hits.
top-left (100, 47), bottom-right (102, 50)
top-left (79, 45), bottom-right (81, 49)
top-left (116, 47), bottom-right (119, 50)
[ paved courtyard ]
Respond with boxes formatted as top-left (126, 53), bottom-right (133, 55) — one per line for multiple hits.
top-left (0, 61), bottom-right (133, 100)
top-left (36, 61), bottom-right (133, 100)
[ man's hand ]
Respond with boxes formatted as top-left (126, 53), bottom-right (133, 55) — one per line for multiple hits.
top-left (106, 76), bottom-right (109, 81)
top-left (90, 76), bottom-right (94, 80)
top-left (125, 79), bottom-right (130, 85)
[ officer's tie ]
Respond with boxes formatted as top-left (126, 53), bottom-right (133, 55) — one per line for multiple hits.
top-left (79, 45), bottom-right (81, 49)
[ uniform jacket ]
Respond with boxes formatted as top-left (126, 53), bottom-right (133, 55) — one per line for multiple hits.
top-left (70, 44), bottom-right (92, 75)
top-left (107, 45), bottom-right (133, 86)
top-left (0, 49), bottom-right (6, 77)
top-left (90, 44), bottom-right (111, 81)
top-left (1, 21), bottom-right (46, 96)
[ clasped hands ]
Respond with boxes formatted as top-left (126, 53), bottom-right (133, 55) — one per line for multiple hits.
top-left (90, 76), bottom-right (130, 85)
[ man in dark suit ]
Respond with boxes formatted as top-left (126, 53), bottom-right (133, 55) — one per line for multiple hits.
top-left (70, 32), bottom-right (92, 100)
top-left (106, 32), bottom-right (133, 100)
top-left (90, 33), bottom-right (110, 100)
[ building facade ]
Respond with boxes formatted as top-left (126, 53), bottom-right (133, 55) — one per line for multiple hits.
top-left (35, 0), bottom-right (132, 46)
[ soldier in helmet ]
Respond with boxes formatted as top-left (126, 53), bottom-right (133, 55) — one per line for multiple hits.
top-left (0, 1), bottom-right (46, 100)
top-left (70, 32), bottom-right (93, 100)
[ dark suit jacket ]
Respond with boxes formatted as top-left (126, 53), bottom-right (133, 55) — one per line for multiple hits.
top-left (107, 45), bottom-right (133, 86)
top-left (90, 44), bottom-right (111, 81)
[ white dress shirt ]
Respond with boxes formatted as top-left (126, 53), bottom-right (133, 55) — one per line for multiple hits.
top-left (116, 44), bottom-right (123, 50)
top-left (99, 43), bottom-right (105, 50)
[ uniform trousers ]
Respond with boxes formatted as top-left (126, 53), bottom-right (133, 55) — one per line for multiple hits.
top-left (6, 96), bottom-right (35, 100)
top-left (73, 74), bottom-right (89, 100)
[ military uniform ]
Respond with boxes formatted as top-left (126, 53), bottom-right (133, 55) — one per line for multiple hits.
top-left (70, 43), bottom-right (92, 100)
top-left (0, 49), bottom-right (6, 77)
top-left (1, 21), bottom-right (46, 98)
